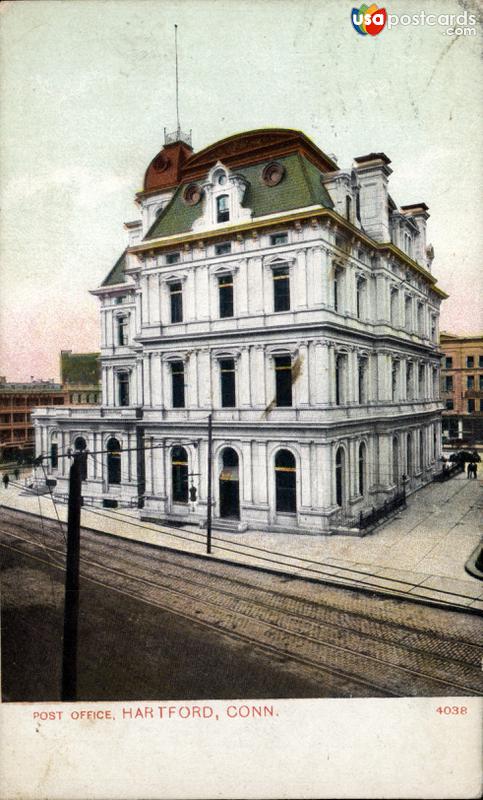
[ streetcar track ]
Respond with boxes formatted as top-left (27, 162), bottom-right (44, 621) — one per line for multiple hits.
top-left (0, 540), bottom-right (394, 698)
top-left (1, 529), bottom-right (481, 696)
top-left (1, 510), bottom-right (480, 651)
top-left (1, 517), bottom-right (481, 662)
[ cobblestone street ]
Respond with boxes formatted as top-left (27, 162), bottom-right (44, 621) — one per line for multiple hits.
top-left (1, 508), bottom-right (482, 701)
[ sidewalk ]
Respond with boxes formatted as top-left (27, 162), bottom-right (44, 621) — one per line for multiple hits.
top-left (1, 473), bottom-right (482, 612)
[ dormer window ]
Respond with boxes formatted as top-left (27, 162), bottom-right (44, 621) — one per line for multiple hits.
top-left (216, 195), bottom-right (229, 223)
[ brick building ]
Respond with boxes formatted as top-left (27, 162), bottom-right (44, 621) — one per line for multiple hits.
top-left (440, 332), bottom-right (483, 444)
top-left (0, 379), bottom-right (65, 463)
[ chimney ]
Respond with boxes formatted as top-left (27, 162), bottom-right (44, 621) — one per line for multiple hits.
top-left (400, 203), bottom-right (430, 270)
top-left (353, 152), bottom-right (392, 242)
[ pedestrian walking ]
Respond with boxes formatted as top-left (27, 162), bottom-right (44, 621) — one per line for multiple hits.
top-left (471, 462), bottom-right (478, 479)
top-left (467, 462), bottom-right (472, 479)
top-left (2, 473), bottom-right (9, 489)
top-left (13, 467), bottom-right (19, 480)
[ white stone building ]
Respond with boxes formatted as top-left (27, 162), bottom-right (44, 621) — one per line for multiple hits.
top-left (34, 128), bottom-right (447, 533)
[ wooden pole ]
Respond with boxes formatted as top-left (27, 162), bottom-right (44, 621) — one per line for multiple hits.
top-left (61, 453), bottom-right (82, 701)
top-left (207, 413), bottom-right (213, 554)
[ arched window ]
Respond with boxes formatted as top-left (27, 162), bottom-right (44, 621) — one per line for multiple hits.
top-left (335, 447), bottom-right (345, 507)
top-left (275, 449), bottom-right (296, 513)
top-left (216, 195), bottom-right (229, 223)
top-left (219, 447), bottom-right (240, 519)
top-left (358, 443), bottom-right (366, 496)
top-left (172, 446), bottom-right (188, 503)
top-left (74, 436), bottom-right (88, 481)
top-left (107, 437), bottom-right (121, 485)
top-left (392, 436), bottom-right (399, 485)
top-left (407, 433), bottom-right (413, 476)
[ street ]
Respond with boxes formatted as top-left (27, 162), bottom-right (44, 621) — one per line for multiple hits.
top-left (1, 507), bottom-right (482, 701)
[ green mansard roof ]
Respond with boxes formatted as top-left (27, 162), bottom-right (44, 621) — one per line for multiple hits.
top-left (101, 250), bottom-right (127, 287)
top-left (144, 153), bottom-right (334, 241)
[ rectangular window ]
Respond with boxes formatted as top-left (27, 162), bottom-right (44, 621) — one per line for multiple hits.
top-left (170, 282), bottom-right (183, 323)
top-left (218, 275), bottom-right (234, 318)
top-left (273, 266), bottom-right (290, 312)
top-left (215, 242), bottom-right (231, 256)
top-left (171, 362), bottom-right (185, 408)
top-left (479, 375), bottom-right (483, 391)
top-left (166, 252), bottom-right (180, 265)
top-left (445, 399), bottom-right (454, 410)
top-left (118, 372), bottom-right (129, 407)
top-left (405, 296), bottom-right (412, 329)
top-left (407, 363), bottom-right (414, 399)
top-left (466, 356), bottom-right (474, 368)
top-left (274, 355), bottom-right (292, 407)
top-left (418, 365), bottom-right (425, 397)
top-left (467, 399), bottom-right (475, 412)
top-left (117, 316), bottom-right (128, 346)
top-left (50, 443), bottom-right (58, 469)
top-left (216, 195), bottom-right (229, 223)
top-left (417, 303), bottom-right (424, 334)
top-left (270, 232), bottom-right (288, 246)
top-left (445, 356), bottom-right (453, 369)
top-left (220, 358), bottom-right (236, 407)
top-left (467, 375), bottom-right (474, 389)
top-left (480, 399), bottom-right (483, 412)
top-left (479, 356), bottom-right (483, 369)
top-left (444, 376), bottom-right (453, 392)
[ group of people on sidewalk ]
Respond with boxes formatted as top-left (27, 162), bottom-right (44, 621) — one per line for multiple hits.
top-left (467, 461), bottom-right (478, 479)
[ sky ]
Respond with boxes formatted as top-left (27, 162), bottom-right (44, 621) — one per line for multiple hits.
top-left (0, 0), bottom-right (481, 382)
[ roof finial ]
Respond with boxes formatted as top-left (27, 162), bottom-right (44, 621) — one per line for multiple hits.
top-left (175, 24), bottom-right (180, 135)
top-left (163, 25), bottom-right (192, 147)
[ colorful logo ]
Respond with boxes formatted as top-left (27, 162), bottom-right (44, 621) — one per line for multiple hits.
top-left (351, 3), bottom-right (387, 36)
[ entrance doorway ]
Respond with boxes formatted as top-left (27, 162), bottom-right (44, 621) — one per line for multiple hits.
top-left (219, 448), bottom-right (240, 519)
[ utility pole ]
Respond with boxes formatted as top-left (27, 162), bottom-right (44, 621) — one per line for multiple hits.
top-left (61, 452), bottom-right (82, 701)
top-left (206, 413), bottom-right (213, 554)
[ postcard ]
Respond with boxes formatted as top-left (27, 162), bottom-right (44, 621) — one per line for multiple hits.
top-left (0, 1), bottom-right (482, 798)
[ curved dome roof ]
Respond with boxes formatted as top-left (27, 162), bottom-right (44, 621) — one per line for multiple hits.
top-left (141, 128), bottom-right (338, 195)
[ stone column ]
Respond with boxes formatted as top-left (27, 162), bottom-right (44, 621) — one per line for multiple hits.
top-left (294, 249), bottom-right (308, 309)
top-left (299, 443), bottom-right (312, 507)
top-left (252, 441), bottom-right (268, 505)
top-left (197, 349), bottom-right (212, 408)
top-left (151, 354), bottom-right (162, 407)
top-left (108, 367), bottom-right (116, 407)
top-left (251, 346), bottom-right (266, 408)
top-left (237, 258), bottom-right (249, 317)
top-left (296, 342), bottom-right (310, 406)
top-left (239, 347), bottom-right (251, 407)
top-left (241, 440), bottom-right (252, 505)
top-left (376, 274), bottom-right (389, 322)
top-left (316, 443), bottom-right (332, 508)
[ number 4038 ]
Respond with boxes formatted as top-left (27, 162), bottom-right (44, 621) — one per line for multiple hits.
top-left (436, 706), bottom-right (468, 715)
